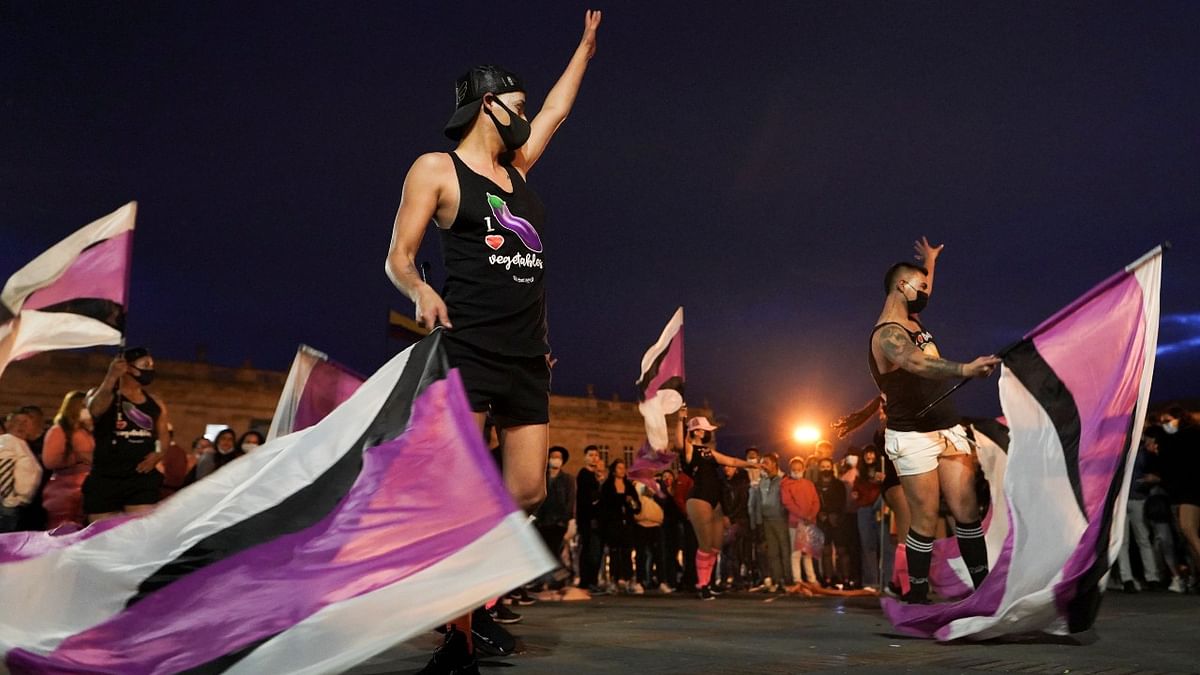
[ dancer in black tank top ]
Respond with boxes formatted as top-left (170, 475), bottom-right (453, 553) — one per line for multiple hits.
top-left (83, 347), bottom-right (171, 523)
top-left (385, 11), bottom-right (602, 675)
top-left (868, 238), bottom-right (999, 604)
top-left (674, 405), bottom-right (756, 600)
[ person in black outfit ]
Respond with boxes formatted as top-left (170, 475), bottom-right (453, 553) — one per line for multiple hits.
top-left (719, 465), bottom-right (752, 590)
top-left (575, 445), bottom-right (605, 591)
top-left (675, 407), bottom-right (757, 599)
top-left (599, 459), bottom-right (641, 592)
top-left (868, 238), bottom-right (999, 603)
top-left (83, 347), bottom-right (170, 523)
top-left (534, 446), bottom-right (575, 578)
top-left (386, 15), bottom-right (602, 670)
top-left (815, 457), bottom-right (849, 585)
top-left (1158, 406), bottom-right (1200, 590)
top-left (658, 469), bottom-right (685, 589)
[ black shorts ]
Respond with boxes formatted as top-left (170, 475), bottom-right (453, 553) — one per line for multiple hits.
top-left (443, 336), bottom-right (550, 428)
top-left (82, 471), bottom-right (163, 515)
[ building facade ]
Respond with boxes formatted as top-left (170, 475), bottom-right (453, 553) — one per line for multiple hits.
top-left (0, 350), bottom-right (710, 475)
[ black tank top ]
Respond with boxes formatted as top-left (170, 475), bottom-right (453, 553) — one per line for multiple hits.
top-left (683, 446), bottom-right (723, 499)
top-left (868, 321), bottom-right (959, 432)
top-left (92, 390), bottom-right (161, 476)
top-left (440, 152), bottom-right (548, 357)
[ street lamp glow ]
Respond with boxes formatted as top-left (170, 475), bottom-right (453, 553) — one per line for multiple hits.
top-left (792, 425), bottom-right (821, 443)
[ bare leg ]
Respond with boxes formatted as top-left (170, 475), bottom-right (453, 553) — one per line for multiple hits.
top-left (86, 511), bottom-right (123, 524)
top-left (938, 454), bottom-right (979, 523)
top-left (899, 470), bottom-right (940, 600)
top-left (499, 424), bottom-right (550, 514)
top-left (1177, 504), bottom-right (1200, 582)
top-left (124, 504), bottom-right (156, 516)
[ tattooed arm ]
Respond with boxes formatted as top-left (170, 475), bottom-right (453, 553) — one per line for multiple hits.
top-left (875, 325), bottom-right (999, 379)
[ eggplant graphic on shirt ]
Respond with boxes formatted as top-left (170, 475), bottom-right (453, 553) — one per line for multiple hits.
top-left (486, 193), bottom-right (543, 253)
top-left (122, 401), bottom-right (155, 430)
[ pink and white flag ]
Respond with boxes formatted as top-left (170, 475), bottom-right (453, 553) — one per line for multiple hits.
top-left (884, 246), bottom-right (1163, 640)
top-left (636, 307), bottom-right (685, 451)
top-left (0, 203), bottom-right (136, 380)
top-left (267, 345), bottom-right (365, 442)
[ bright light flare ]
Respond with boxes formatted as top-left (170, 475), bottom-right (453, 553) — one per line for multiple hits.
top-left (792, 425), bottom-right (821, 443)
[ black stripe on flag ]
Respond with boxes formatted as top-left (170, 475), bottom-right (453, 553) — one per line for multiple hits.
top-left (635, 345), bottom-right (683, 400)
top-left (34, 298), bottom-right (126, 331)
top-left (1003, 340), bottom-right (1086, 516)
top-left (1065, 415), bottom-right (1137, 633)
top-left (964, 417), bottom-right (1010, 453)
top-left (129, 331), bottom-right (449, 607)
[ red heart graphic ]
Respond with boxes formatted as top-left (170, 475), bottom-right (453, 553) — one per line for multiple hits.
top-left (485, 235), bottom-right (505, 250)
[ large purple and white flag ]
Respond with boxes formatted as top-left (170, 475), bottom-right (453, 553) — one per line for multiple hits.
top-left (636, 307), bottom-right (685, 451)
top-left (267, 344), bottom-right (365, 442)
top-left (0, 203), bottom-right (135, 380)
top-left (0, 332), bottom-right (555, 673)
top-left (884, 246), bottom-right (1162, 640)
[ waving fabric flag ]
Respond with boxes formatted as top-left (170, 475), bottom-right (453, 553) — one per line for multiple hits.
top-left (267, 344), bottom-right (366, 442)
top-left (0, 332), bottom-right (555, 674)
top-left (0, 203), bottom-right (135, 380)
top-left (884, 246), bottom-right (1163, 641)
top-left (636, 307), bottom-right (685, 451)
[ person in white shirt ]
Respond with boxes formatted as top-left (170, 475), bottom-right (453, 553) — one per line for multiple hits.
top-left (0, 411), bottom-right (45, 532)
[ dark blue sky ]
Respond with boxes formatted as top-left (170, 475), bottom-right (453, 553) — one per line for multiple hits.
top-left (3, 2), bottom-right (1197, 450)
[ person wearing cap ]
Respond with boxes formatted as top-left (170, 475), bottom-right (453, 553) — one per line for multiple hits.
top-left (674, 406), bottom-right (756, 600)
top-left (83, 347), bottom-right (171, 523)
top-left (384, 11), bottom-right (602, 674)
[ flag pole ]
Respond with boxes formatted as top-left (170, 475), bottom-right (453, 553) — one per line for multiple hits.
top-left (917, 242), bottom-right (1172, 419)
top-left (915, 339), bottom-right (1023, 418)
top-left (118, 203), bottom-right (137, 350)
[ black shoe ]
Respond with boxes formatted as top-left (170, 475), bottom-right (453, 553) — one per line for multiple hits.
top-left (900, 592), bottom-right (932, 605)
top-left (470, 607), bottom-right (516, 657)
top-left (1122, 580), bottom-right (1141, 594)
top-left (697, 586), bottom-right (715, 600)
top-left (511, 587), bottom-right (537, 606)
top-left (489, 602), bottom-right (522, 624)
top-left (708, 585), bottom-right (724, 596)
top-left (586, 584), bottom-right (609, 596)
top-left (417, 628), bottom-right (479, 675)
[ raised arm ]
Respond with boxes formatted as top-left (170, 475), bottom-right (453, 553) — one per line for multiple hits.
top-left (512, 10), bottom-right (602, 174)
top-left (87, 355), bottom-right (127, 418)
top-left (913, 236), bottom-right (943, 298)
top-left (875, 324), bottom-right (998, 380)
top-left (711, 449), bottom-right (755, 470)
top-left (386, 153), bottom-right (452, 329)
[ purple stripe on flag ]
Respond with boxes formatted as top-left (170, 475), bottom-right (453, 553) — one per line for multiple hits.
top-left (1031, 273), bottom-right (1145, 516)
top-left (8, 369), bottom-right (517, 675)
top-left (0, 515), bottom-right (134, 564)
top-left (23, 232), bottom-right (131, 312)
top-left (294, 358), bottom-right (365, 433)
top-left (644, 329), bottom-right (684, 397)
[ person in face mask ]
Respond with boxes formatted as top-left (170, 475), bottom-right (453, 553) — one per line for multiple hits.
top-left (782, 457), bottom-right (821, 586)
top-left (385, 12), bottom-right (603, 673)
top-left (195, 428), bottom-right (239, 480)
top-left (867, 238), bottom-right (1000, 604)
top-left (82, 347), bottom-right (172, 523)
top-left (1157, 406), bottom-right (1200, 590)
top-left (533, 447), bottom-right (576, 589)
top-left (237, 430), bottom-right (264, 455)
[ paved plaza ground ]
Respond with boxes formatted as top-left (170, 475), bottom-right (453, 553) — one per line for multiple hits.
top-left (350, 590), bottom-right (1199, 675)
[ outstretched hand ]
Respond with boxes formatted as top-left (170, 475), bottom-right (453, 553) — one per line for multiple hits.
top-left (914, 236), bottom-right (944, 265)
top-left (579, 10), bottom-right (602, 59)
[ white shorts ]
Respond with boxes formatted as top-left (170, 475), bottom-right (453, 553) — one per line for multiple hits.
top-left (883, 424), bottom-right (973, 477)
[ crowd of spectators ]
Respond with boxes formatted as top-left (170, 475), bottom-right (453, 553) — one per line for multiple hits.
top-left (0, 356), bottom-right (266, 534)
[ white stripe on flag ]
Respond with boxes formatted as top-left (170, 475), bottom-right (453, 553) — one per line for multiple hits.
top-left (226, 512), bottom-right (554, 675)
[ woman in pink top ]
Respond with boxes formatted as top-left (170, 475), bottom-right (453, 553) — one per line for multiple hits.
top-left (42, 391), bottom-right (95, 529)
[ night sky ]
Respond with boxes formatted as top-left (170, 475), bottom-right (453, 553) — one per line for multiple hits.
top-left (3, 2), bottom-right (1197, 450)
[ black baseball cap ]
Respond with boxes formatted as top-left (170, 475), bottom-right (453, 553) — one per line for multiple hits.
top-left (443, 65), bottom-right (525, 141)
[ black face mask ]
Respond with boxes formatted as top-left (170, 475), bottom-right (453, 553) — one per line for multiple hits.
top-left (483, 97), bottom-right (531, 151)
top-left (820, 469), bottom-right (834, 480)
top-left (132, 369), bottom-right (156, 386)
top-left (903, 282), bottom-right (929, 314)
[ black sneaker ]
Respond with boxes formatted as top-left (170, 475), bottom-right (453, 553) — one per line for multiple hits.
top-left (417, 628), bottom-right (479, 675)
top-left (697, 586), bottom-right (715, 601)
top-left (586, 584), bottom-right (609, 596)
top-left (489, 602), bottom-right (522, 624)
top-left (511, 588), bottom-right (537, 606)
top-left (1122, 580), bottom-right (1141, 594)
top-left (470, 607), bottom-right (516, 657)
top-left (900, 592), bottom-right (932, 605)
